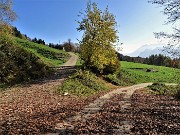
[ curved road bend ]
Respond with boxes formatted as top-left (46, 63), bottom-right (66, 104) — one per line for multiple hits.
top-left (62, 52), bottom-right (78, 67)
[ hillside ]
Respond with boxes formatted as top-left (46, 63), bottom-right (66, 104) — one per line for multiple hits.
top-left (0, 37), bottom-right (70, 84)
top-left (15, 38), bottom-right (70, 66)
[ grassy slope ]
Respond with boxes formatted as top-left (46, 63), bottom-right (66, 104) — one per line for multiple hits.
top-left (58, 70), bottom-right (111, 97)
top-left (15, 38), bottom-right (70, 66)
top-left (121, 61), bottom-right (180, 84)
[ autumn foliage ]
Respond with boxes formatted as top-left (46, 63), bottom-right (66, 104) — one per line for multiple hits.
top-left (77, 2), bottom-right (120, 74)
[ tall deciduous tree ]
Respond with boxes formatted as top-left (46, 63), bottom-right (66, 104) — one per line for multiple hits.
top-left (77, 2), bottom-right (120, 74)
top-left (149, 0), bottom-right (180, 58)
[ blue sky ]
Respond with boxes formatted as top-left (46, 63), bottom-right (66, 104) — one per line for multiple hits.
top-left (12, 0), bottom-right (173, 54)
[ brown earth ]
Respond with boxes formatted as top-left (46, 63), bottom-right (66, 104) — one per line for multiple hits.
top-left (0, 78), bottom-right (114, 134)
top-left (1, 81), bottom-right (179, 135)
top-left (65, 89), bottom-right (180, 135)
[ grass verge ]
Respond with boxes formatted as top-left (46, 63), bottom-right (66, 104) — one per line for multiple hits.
top-left (58, 70), bottom-right (110, 97)
top-left (75, 53), bottom-right (84, 66)
top-left (148, 83), bottom-right (180, 98)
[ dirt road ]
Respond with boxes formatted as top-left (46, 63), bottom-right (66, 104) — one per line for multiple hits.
top-left (52, 83), bottom-right (152, 134)
top-left (61, 52), bottom-right (78, 66)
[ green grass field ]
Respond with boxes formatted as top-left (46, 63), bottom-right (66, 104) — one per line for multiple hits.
top-left (121, 61), bottom-right (180, 84)
top-left (15, 38), bottom-right (70, 66)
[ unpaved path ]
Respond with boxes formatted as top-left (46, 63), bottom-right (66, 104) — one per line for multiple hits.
top-left (0, 52), bottom-right (79, 110)
top-left (51, 83), bottom-right (152, 135)
top-left (0, 53), bottom-right (81, 134)
top-left (61, 52), bottom-right (78, 66)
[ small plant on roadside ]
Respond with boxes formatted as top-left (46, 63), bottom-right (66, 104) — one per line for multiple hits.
top-left (148, 83), bottom-right (167, 95)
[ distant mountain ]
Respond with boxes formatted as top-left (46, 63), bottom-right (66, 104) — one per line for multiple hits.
top-left (126, 44), bottom-right (167, 58)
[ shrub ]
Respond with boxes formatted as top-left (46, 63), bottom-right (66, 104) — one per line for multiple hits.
top-left (0, 35), bottom-right (50, 85)
top-left (148, 83), bottom-right (167, 94)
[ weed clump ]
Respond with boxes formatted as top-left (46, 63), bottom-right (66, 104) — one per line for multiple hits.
top-left (0, 36), bottom-right (50, 85)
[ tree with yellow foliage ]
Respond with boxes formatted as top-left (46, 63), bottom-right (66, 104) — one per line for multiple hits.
top-left (77, 2), bottom-right (120, 74)
top-left (0, 0), bottom-right (16, 38)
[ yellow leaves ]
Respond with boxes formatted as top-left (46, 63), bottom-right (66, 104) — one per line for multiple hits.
top-left (78, 1), bottom-right (120, 74)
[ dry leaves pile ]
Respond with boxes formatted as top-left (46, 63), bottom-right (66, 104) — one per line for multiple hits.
top-left (130, 89), bottom-right (180, 134)
top-left (0, 80), bottom-right (111, 135)
top-left (67, 90), bottom-right (180, 135)
top-left (69, 94), bottom-right (128, 135)
top-left (0, 90), bottom-right (85, 134)
top-left (1, 82), bottom-right (180, 135)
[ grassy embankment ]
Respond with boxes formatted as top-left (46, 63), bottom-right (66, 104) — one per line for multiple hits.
top-left (0, 37), bottom-right (70, 87)
top-left (147, 83), bottom-right (180, 98)
top-left (58, 70), bottom-right (111, 97)
top-left (15, 38), bottom-right (70, 66)
top-left (75, 53), bottom-right (84, 66)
